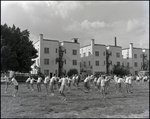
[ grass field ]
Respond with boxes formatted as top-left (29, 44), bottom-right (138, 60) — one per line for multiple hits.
top-left (1, 81), bottom-right (149, 118)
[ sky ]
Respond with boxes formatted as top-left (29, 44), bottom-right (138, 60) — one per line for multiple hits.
top-left (1, 1), bottom-right (149, 48)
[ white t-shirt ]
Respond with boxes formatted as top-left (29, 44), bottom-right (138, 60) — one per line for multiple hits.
top-left (118, 78), bottom-right (123, 83)
top-left (50, 76), bottom-right (56, 84)
top-left (125, 77), bottom-right (130, 83)
top-left (61, 77), bottom-right (67, 85)
top-left (114, 76), bottom-right (118, 83)
top-left (37, 77), bottom-right (42, 83)
top-left (136, 76), bottom-right (140, 81)
top-left (44, 76), bottom-right (49, 83)
top-left (128, 77), bottom-right (132, 84)
top-left (101, 78), bottom-right (105, 86)
top-left (26, 77), bottom-right (31, 82)
top-left (4, 76), bottom-right (9, 82)
top-left (30, 78), bottom-right (35, 84)
top-left (94, 77), bottom-right (97, 82)
top-left (11, 78), bottom-right (18, 86)
top-left (84, 76), bottom-right (90, 83)
top-left (97, 77), bottom-right (102, 83)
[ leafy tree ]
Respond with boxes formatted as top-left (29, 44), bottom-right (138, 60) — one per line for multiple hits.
top-left (112, 64), bottom-right (130, 76)
top-left (1, 24), bottom-right (38, 73)
top-left (67, 68), bottom-right (78, 77)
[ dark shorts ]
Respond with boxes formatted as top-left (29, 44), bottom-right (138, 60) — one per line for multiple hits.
top-left (15, 85), bottom-right (18, 90)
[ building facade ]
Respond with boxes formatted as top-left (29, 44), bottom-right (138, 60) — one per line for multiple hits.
top-left (106, 45), bottom-right (122, 74)
top-left (31, 34), bottom-right (80, 77)
top-left (80, 39), bottom-right (106, 75)
top-left (122, 43), bottom-right (149, 75)
top-left (61, 38), bottom-right (80, 75)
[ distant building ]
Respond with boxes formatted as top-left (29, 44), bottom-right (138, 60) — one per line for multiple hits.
top-left (106, 45), bottom-right (122, 74)
top-left (122, 43), bottom-right (149, 75)
top-left (80, 39), bottom-right (106, 75)
top-left (61, 38), bottom-right (80, 75)
top-left (31, 34), bottom-right (80, 77)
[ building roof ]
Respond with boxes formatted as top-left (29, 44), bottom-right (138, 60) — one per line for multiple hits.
top-left (122, 48), bottom-right (129, 50)
top-left (95, 44), bottom-right (106, 46)
top-left (133, 47), bottom-right (142, 50)
top-left (107, 45), bottom-right (122, 48)
top-left (80, 44), bottom-right (91, 48)
top-left (43, 39), bottom-right (59, 42)
top-left (62, 41), bottom-right (80, 44)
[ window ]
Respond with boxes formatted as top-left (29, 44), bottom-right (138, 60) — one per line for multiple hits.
top-left (44, 70), bottom-right (49, 76)
top-left (64, 59), bottom-right (66, 64)
top-left (80, 62), bottom-right (81, 67)
top-left (73, 50), bottom-right (77, 55)
top-left (117, 61), bottom-right (120, 66)
top-left (95, 51), bottom-right (99, 56)
top-left (56, 48), bottom-right (57, 53)
top-left (116, 53), bottom-right (120, 57)
top-left (44, 59), bottom-right (49, 65)
top-left (110, 60), bottom-right (112, 65)
top-left (104, 61), bottom-right (105, 65)
top-left (135, 71), bottom-right (138, 75)
top-left (103, 52), bottom-right (105, 56)
top-left (95, 61), bottom-right (99, 66)
top-left (134, 62), bottom-right (137, 67)
top-left (134, 54), bottom-right (137, 58)
top-left (89, 61), bottom-right (91, 66)
top-left (84, 62), bottom-right (86, 67)
top-left (44, 48), bottom-right (49, 54)
top-left (84, 53), bottom-right (86, 57)
top-left (122, 63), bottom-right (124, 66)
top-left (64, 49), bottom-right (66, 54)
top-left (88, 52), bottom-right (91, 56)
top-left (73, 60), bottom-right (77, 65)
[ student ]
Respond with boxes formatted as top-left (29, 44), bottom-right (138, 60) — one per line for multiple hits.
top-left (59, 75), bottom-right (67, 101)
top-left (75, 75), bottom-right (80, 87)
top-left (93, 76), bottom-right (98, 88)
top-left (37, 75), bottom-right (43, 92)
top-left (49, 74), bottom-right (57, 96)
top-left (128, 74), bottom-right (133, 93)
top-left (84, 75), bottom-right (91, 93)
top-left (117, 75), bottom-right (124, 95)
top-left (25, 76), bottom-right (31, 90)
top-left (30, 76), bottom-right (36, 91)
top-left (114, 75), bottom-right (118, 92)
top-left (72, 74), bottom-right (76, 86)
top-left (44, 75), bottom-right (50, 94)
top-left (66, 76), bottom-right (72, 93)
top-left (101, 75), bottom-right (106, 99)
top-left (96, 75), bottom-right (102, 92)
top-left (4, 73), bottom-right (10, 93)
top-left (10, 75), bottom-right (19, 97)
top-left (58, 76), bottom-right (62, 89)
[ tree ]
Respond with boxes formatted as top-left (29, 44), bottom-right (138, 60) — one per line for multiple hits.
top-left (112, 64), bottom-right (130, 76)
top-left (67, 68), bottom-right (78, 77)
top-left (1, 24), bottom-right (38, 73)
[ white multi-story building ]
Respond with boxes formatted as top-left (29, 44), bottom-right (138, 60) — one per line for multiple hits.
top-left (80, 39), bottom-right (106, 75)
top-left (61, 38), bottom-right (80, 75)
top-left (31, 34), bottom-right (80, 77)
top-left (106, 45), bottom-right (122, 74)
top-left (122, 43), bottom-right (149, 75)
top-left (32, 34), bottom-right (59, 77)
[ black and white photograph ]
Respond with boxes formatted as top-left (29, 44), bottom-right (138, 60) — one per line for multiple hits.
top-left (1, 1), bottom-right (149, 118)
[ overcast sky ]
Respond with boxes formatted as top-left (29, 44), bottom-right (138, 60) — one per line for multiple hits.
top-left (1, 1), bottom-right (149, 48)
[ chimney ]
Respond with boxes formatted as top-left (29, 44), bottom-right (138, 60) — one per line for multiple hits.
top-left (71, 38), bottom-right (78, 43)
top-left (114, 37), bottom-right (117, 46)
top-left (39, 34), bottom-right (43, 41)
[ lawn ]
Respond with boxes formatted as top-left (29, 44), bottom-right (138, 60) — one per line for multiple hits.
top-left (1, 80), bottom-right (149, 118)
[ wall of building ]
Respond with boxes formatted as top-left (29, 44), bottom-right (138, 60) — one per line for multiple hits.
top-left (61, 41), bottom-right (80, 75)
